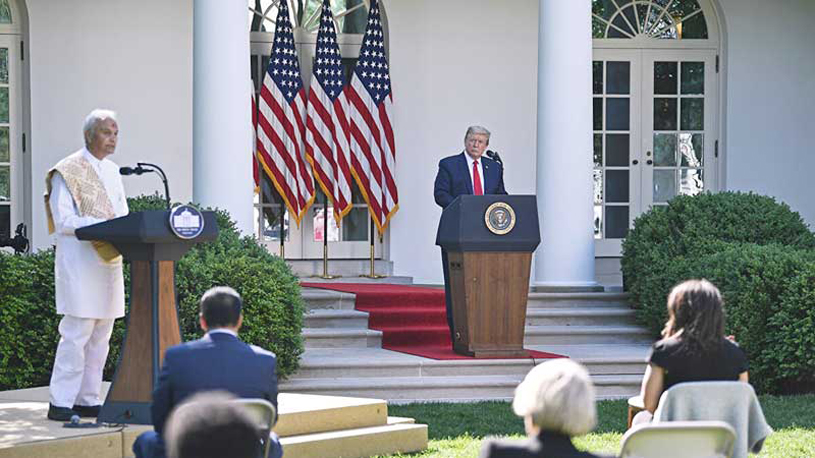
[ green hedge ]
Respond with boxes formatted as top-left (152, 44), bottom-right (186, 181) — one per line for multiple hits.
top-left (0, 194), bottom-right (304, 391)
top-left (621, 192), bottom-right (815, 393)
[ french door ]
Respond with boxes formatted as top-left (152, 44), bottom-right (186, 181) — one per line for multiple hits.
top-left (593, 48), bottom-right (717, 256)
top-left (0, 34), bottom-right (22, 246)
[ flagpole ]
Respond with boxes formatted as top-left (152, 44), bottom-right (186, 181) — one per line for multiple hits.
top-left (320, 201), bottom-right (337, 279)
top-left (361, 218), bottom-right (385, 279)
top-left (279, 207), bottom-right (285, 259)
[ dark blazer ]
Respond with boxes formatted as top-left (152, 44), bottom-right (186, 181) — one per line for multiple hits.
top-left (480, 431), bottom-right (609, 458)
top-left (434, 152), bottom-right (507, 208)
top-left (151, 332), bottom-right (278, 436)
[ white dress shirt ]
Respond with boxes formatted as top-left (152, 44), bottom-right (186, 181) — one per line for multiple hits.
top-left (49, 148), bottom-right (129, 319)
top-left (463, 152), bottom-right (485, 194)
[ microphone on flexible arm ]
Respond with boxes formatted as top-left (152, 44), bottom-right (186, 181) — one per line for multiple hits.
top-left (485, 150), bottom-right (502, 167)
top-left (119, 162), bottom-right (171, 210)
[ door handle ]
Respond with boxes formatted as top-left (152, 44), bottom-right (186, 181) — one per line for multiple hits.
top-left (632, 159), bottom-right (639, 165)
top-left (646, 159), bottom-right (653, 165)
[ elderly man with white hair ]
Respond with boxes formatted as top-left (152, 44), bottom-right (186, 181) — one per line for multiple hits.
top-left (44, 109), bottom-right (129, 421)
top-left (480, 359), bottom-right (610, 458)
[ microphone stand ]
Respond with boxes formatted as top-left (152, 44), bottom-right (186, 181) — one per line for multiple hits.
top-left (137, 162), bottom-right (171, 210)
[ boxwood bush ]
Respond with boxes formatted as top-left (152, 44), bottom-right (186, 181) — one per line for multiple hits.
top-left (0, 194), bottom-right (304, 391)
top-left (621, 192), bottom-right (815, 393)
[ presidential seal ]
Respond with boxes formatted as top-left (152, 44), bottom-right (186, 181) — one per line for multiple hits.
top-left (485, 202), bottom-right (516, 235)
top-left (169, 204), bottom-right (205, 240)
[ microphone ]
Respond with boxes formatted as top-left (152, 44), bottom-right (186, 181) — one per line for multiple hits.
top-left (486, 150), bottom-right (503, 167)
top-left (120, 162), bottom-right (172, 209)
top-left (119, 166), bottom-right (148, 176)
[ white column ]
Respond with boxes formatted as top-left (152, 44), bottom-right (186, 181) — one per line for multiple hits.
top-left (193, 0), bottom-right (253, 235)
top-left (534, 0), bottom-right (598, 289)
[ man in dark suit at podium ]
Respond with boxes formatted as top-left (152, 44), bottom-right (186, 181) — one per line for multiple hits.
top-left (433, 126), bottom-right (507, 345)
top-left (133, 287), bottom-right (282, 458)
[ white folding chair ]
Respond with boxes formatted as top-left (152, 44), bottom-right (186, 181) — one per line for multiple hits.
top-left (620, 421), bottom-right (736, 458)
top-left (231, 398), bottom-right (278, 458)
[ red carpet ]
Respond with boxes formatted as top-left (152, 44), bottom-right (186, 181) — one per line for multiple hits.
top-left (301, 282), bottom-right (564, 361)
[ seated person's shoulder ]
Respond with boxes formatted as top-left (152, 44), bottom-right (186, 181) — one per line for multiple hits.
top-left (249, 344), bottom-right (276, 359)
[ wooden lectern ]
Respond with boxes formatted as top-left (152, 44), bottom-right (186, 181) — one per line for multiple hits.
top-left (436, 195), bottom-right (540, 357)
top-left (76, 210), bottom-right (218, 424)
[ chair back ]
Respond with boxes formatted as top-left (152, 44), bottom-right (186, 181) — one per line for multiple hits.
top-left (231, 398), bottom-right (277, 458)
top-left (620, 421), bottom-right (736, 458)
top-left (653, 381), bottom-right (771, 458)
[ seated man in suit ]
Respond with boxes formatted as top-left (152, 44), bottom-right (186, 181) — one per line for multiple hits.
top-left (433, 126), bottom-right (507, 346)
top-left (133, 287), bottom-right (282, 458)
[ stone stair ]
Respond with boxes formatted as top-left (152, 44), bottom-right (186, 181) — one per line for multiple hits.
top-left (281, 288), bottom-right (652, 402)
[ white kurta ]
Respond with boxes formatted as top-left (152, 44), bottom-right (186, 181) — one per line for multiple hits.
top-left (48, 148), bottom-right (129, 319)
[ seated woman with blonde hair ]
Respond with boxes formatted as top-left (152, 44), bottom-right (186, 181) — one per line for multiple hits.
top-left (634, 278), bottom-right (749, 424)
top-left (480, 358), bottom-right (610, 458)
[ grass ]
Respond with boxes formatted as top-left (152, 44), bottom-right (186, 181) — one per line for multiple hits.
top-left (378, 395), bottom-right (815, 457)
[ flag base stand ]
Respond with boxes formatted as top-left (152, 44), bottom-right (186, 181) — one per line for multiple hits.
top-left (315, 245), bottom-right (339, 280)
top-left (360, 242), bottom-right (385, 279)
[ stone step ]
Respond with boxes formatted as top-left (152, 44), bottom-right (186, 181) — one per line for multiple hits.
top-left (524, 325), bottom-right (653, 345)
top-left (304, 309), bottom-right (370, 328)
top-left (280, 374), bottom-right (641, 403)
top-left (289, 354), bottom-right (645, 380)
top-left (288, 259), bottom-right (396, 278)
top-left (280, 419), bottom-right (427, 458)
top-left (527, 292), bottom-right (631, 309)
top-left (301, 289), bottom-right (357, 311)
top-left (303, 328), bottom-right (382, 348)
top-left (525, 307), bottom-right (637, 326)
top-left (275, 394), bottom-right (387, 437)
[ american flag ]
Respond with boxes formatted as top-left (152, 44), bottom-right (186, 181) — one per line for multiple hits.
top-left (256, 0), bottom-right (314, 226)
top-left (305, 0), bottom-right (353, 225)
top-left (346, 0), bottom-right (398, 234)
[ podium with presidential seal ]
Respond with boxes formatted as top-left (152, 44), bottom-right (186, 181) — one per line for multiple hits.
top-left (436, 195), bottom-right (540, 357)
top-left (75, 205), bottom-right (218, 424)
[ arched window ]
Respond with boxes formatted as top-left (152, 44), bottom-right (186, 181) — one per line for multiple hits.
top-left (592, 0), bottom-right (709, 40)
top-left (249, 0), bottom-right (368, 35)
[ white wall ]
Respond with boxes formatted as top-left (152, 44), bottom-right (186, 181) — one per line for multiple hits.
top-left (719, 0), bottom-right (815, 228)
top-left (386, 0), bottom-right (540, 284)
top-left (27, 0), bottom-right (193, 249)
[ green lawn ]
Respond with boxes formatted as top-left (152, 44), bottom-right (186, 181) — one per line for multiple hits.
top-left (380, 395), bottom-right (815, 457)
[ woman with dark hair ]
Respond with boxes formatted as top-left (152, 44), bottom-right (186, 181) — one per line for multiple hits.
top-left (634, 279), bottom-right (749, 423)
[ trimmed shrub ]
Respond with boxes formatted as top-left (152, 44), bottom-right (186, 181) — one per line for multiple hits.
top-left (622, 191), bottom-right (815, 393)
top-left (0, 194), bottom-right (304, 391)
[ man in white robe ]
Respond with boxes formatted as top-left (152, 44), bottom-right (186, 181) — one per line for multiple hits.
top-left (44, 109), bottom-right (129, 421)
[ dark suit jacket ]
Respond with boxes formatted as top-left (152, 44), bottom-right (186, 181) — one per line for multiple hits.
top-left (480, 431), bottom-right (609, 458)
top-left (434, 152), bottom-right (507, 208)
top-left (151, 332), bottom-right (278, 436)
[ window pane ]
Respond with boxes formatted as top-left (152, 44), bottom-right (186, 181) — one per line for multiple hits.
top-left (592, 17), bottom-right (607, 39)
top-left (593, 98), bottom-right (603, 131)
top-left (594, 204), bottom-right (602, 239)
top-left (654, 98), bottom-right (677, 131)
top-left (0, 205), bottom-right (8, 238)
top-left (339, 0), bottom-right (368, 34)
top-left (606, 170), bottom-right (629, 203)
top-left (606, 134), bottom-right (629, 166)
top-left (606, 61), bottom-right (630, 95)
top-left (654, 62), bottom-right (678, 95)
top-left (606, 206), bottom-right (629, 239)
top-left (593, 134), bottom-right (603, 167)
top-left (681, 98), bottom-right (704, 131)
top-left (681, 62), bottom-right (704, 95)
top-left (0, 0), bottom-right (10, 24)
top-left (0, 126), bottom-right (8, 162)
top-left (610, 13), bottom-right (634, 37)
top-left (0, 165), bottom-right (8, 201)
top-left (654, 133), bottom-right (677, 166)
top-left (606, 98), bottom-right (630, 131)
top-left (681, 12), bottom-right (708, 39)
top-left (261, 205), bottom-right (287, 242)
top-left (0, 88), bottom-right (8, 123)
top-left (593, 61), bottom-right (603, 95)
top-left (594, 169), bottom-right (603, 204)
top-left (342, 207), bottom-right (368, 241)
top-left (680, 169), bottom-right (704, 196)
top-left (653, 169), bottom-right (676, 203)
top-left (0, 48), bottom-right (7, 84)
top-left (679, 133), bottom-right (703, 167)
top-left (313, 207), bottom-right (339, 242)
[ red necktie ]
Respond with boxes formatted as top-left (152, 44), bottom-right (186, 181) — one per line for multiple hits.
top-left (472, 160), bottom-right (483, 196)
